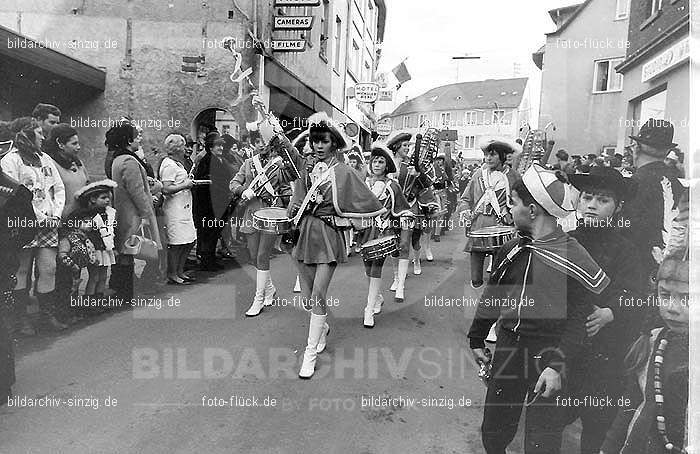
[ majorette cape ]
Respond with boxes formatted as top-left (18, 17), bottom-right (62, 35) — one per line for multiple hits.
top-left (495, 229), bottom-right (610, 294)
top-left (292, 162), bottom-right (386, 218)
top-left (373, 178), bottom-right (413, 218)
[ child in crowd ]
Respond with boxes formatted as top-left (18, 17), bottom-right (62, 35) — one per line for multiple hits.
top-left (600, 255), bottom-right (689, 454)
top-left (56, 210), bottom-right (98, 318)
top-left (74, 180), bottom-right (117, 304)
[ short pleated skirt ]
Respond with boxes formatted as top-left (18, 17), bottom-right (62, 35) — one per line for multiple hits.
top-left (293, 215), bottom-right (347, 264)
top-left (24, 227), bottom-right (58, 248)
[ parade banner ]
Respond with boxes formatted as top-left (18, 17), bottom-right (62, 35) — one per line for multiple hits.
top-left (273, 16), bottom-right (314, 30)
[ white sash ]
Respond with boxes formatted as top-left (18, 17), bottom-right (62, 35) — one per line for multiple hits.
top-left (251, 154), bottom-right (280, 197)
top-left (292, 162), bottom-right (338, 227)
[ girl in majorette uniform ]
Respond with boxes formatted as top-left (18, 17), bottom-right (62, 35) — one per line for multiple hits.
top-left (361, 144), bottom-right (413, 328)
top-left (230, 130), bottom-right (288, 317)
top-left (386, 132), bottom-right (439, 302)
top-left (74, 180), bottom-right (117, 304)
top-left (272, 110), bottom-right (384, 379)
top-left (457, 140), bottom-right (517, 289)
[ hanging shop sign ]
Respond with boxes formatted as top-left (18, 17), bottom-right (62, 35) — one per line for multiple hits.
top-left (376, 122), bottom-right (392, 136)
top-left (273, 16), bottom-right (314, 30)
top-left (272, 39), bottom-right (307, 52)
top-left (378, 89), bottom-right (393, 102)
top-left (354, 83), bottom-right (379, 103)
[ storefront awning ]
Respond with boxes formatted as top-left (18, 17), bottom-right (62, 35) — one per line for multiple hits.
top-left (1, 25), bottom-right (106, 91)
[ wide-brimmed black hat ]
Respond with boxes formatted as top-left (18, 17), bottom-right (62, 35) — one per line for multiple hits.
top-left (629, 119), bottom-right (677, 151)
top-left (369, 143), bottom-right (397, 174)
top-left (386, 132), bottom-right (412, 151)
top-left (569, 166), bottom-right (637, 202)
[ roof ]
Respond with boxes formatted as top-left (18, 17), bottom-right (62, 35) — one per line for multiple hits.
top-left (0, 25), bottom-right (105, 91)
top-left (388, 77), bottom-right (528, 117)
top-left (546, 1), bottom-right (590, 37)
top-left (532, 44), bottom-right (545, 70)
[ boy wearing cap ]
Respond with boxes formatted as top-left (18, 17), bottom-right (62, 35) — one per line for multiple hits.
top-left (468, 164), bottom-right (610, 454)
top-left (561, 167), bottom-right (645, 453)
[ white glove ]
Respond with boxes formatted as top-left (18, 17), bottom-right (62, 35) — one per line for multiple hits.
top-left (242, 188), bottom-right (256, 201)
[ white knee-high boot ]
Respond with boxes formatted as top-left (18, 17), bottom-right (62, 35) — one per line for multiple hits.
top-left (299, 313), bottom-right (327, 378)
top-left (263, 271), bottom-right (276, 306)
top-left (245, 269), bottom-right (267, 317)
top-left (390, 259), bottom-right (399, 291)
top-left (395, 259), bottom-right (410, 303)
top-left (364, 277), bottom-right (381, 328)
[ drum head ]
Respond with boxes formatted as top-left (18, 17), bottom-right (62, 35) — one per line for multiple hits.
top-left (361, 236), bottom-right (396, 248)
top-left (254, 207), bottom-right (289, 221)
top-left (469, 225), bottom-right (516, 237)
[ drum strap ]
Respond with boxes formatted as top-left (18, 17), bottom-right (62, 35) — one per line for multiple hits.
top-left (473, 168), bottom-right (510, 217)
top-left (252, 155), bottom-right (278, 197)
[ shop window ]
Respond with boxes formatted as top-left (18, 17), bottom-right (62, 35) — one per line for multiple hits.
top-left (634, 90), bottom-right (667, 131)
top-left (593, 58), bottom-right (624, 92)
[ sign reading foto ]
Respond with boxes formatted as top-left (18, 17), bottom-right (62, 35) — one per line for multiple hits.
top-left (642, 37), bottom-right (689, 83)
top-left (376, 122), bottom-right (392, 136)
top-left (273, 16), bottom-right (314, 30)
top-left (354, 83), bottom-right (379, 103)
top-left (272, 40), bottom-right (307, 52)
top-left (274, 0), bottom-right (321, 6)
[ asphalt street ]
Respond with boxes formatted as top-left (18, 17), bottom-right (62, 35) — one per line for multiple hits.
top-left (1, 227), bottom-right (580, 454)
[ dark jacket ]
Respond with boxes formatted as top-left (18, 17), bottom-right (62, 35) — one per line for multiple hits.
top-left (569, 224), bottom-right (646, 369)
top-left (468, 228), bottom-right (609, 372)
top-left (620, 161), bottom-right (684, 284)
top-left (192, 152), bottom-right (233, 222)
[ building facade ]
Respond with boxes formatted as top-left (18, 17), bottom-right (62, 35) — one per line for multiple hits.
top-left (534, 0), bottom-right (631, 161)
top-left (0, 0), bottom-right (385, 176)
top-left (615, 0), bottom-right (689, 157)
top-left (382, 78), bottom-right (530, 161)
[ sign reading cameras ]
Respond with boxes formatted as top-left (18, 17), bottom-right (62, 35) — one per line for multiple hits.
top-left (273, 16), bottom-right (314, 30)
top-left (355, 83), bottom-right (379, 103)
top-left (272, 39), bottom-right (307, 52)
top-left (274, 0), bottom-right (321, 5)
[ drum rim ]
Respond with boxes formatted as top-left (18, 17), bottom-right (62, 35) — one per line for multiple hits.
top-left (253, 207), bottom-right (291, 221)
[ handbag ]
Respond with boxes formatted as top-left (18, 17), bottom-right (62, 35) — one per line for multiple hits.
top-left (123, 224), bottom-right (158, 261)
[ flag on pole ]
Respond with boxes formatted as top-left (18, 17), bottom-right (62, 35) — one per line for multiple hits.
top-left (391, 60), bottom-right (411, 88)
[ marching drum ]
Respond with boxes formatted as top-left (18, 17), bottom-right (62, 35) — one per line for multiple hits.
top-left (360, 235), bottom-right (400, 261)
top-left (465, 226), bottom-right (516, 253)
top-left (253, 207), bottom-right (292, 235)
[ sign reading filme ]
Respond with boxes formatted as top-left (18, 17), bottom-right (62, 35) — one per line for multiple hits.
top-left (273, 16), bottom-right (314, 30)
top-left (274, 0), bottom-right (321, 6)
top-left (272, 40), bottom-right (307, 52)
top-left (355, 83), bottom-right (380, 103)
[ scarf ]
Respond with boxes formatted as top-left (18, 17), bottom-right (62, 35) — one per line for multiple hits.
top-left (44, 149), bottom-right (83, 170)
top-left (14, 131), bottom-right (43, 167)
